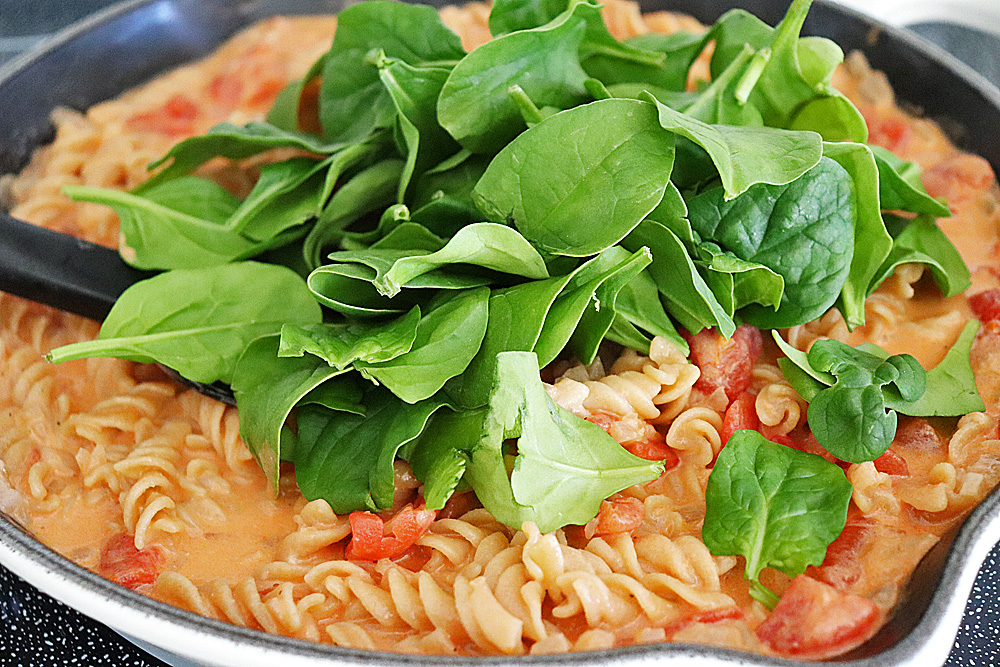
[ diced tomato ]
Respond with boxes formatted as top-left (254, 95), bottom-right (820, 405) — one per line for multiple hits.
top-left (98, 533), bottom-right (163, 590)
top-left (809, 512), bottom-right (872, 590)
top-left (586, 410), bottom-right (619, 433)
top-left (863, 111), bottom-right (912, 153)
top-left (664, 606), bottom-right (746, 639)
top-left (686, 324), bottom-right (763, 402)
top-left (756, 575), bottom-right (881, 660)
top-left (589, 497), bottom-right (645, 536)
top-left (587, 410), bottom-right (680, 467)
top-left (124, 94), bottom-right (199, 137)
top-left (346, 504), bottom-right (436, 561)
top-left (622, 431), bottom-right (680, 468)
top-left (873, 448), bottom-right (909, 476)
top-left (721, 392), bottom-right (759, 445)
top-left (208, 73), bottom-right (243, 108)
top-left (970, 289), bottom-right (1000, 322)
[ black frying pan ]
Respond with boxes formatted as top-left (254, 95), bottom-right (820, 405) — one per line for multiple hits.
top-left (0, 1), bottom-right (999, 665)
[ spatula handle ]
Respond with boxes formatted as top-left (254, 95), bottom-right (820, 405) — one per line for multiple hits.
top-left (0, 211), bottom-right (150, 321)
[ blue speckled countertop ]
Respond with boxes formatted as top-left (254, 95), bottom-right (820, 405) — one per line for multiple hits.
top-left (0, 1), bottom-right (998, 665)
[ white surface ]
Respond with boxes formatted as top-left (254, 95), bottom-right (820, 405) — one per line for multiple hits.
top-left (829, 0), bottom-right (1000, 36)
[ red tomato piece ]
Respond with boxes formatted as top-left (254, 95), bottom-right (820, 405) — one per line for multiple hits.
top-left (664, 606), bottom-right (746, 639)
top-left (346, 505), bottom-right (436, 561)
top-left (756, 575), bottom-right (881, 660)
top-left (98, 533), bottom-right (163, 590)
top-left (125, 94), bottom-right (199, 137)
top-left (721, 392), bottom-right (760, 445)
top-left (809, 512), bottom-right (872, 590)
top-left (686, 324), bottom-right (763, 402)
top-left (622, 431), bottom-right (680, 468)
top-left (970, 289), bottom-right (1000, 322)
top-left (873, 448), bottom-right (909, 476)
top-left (590, 497), bottom-right (645, 536)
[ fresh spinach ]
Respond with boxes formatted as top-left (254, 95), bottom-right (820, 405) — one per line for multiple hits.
top-left (474, 98), bottom-right (676, 256)
top-left (292, 389), bottom-right (450, 512)
top-left (231, 335), bottom-right (361, 490)
top-left (870, 214), bottom-right (970, 298)
top-left (885, 320), bottom-right (984, 416)
top-left (47, 262), bottom-right (322, 386)
top-left (438, 0), bottom-right (592, 153)
top-left (316, 1), bottom-right (464, 144)
top-left (686, 157), bottom-right (856, 328)
top-left (278, 305), bottom-right (421, 369)
top-left (703, 430), bottom-right (853, 607)
top-left (143, 122), bottom-right (346, 187)
top-left (467, 351), bottom-right (663, 532)
top-left (822, 141), bottom-right (894, 328)
top-left (641, 91), bottom-right (823, 200)
top-left (357, 288), bottom-right (490, 403)
top-left (871, 144), bottom-right (951, 217)
top-left (622, 219), bottom-right (736, 337)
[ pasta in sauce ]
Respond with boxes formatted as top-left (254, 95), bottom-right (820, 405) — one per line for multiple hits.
top-left (1, 0), bottom-right (1000, 659)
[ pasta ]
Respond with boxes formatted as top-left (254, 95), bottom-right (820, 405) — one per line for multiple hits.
top-left (1, 0), bottom-right (1000, 662)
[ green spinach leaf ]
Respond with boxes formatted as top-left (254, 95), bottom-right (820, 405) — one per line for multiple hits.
top-left (278, 305), bottom-right (422, 369)
top-left (47, 262), bottom-right (322, 385)
top-left (703, 430), bottom-right (852, 606)
top-left (686, 157), bottom-right (856, 328)
top-left (870, 214), bottom-right (970, 298)
top-left (467, 351), bottom-right (663, 531)
top-left (871, 144), bottom-right (951, 217)
top-left (474, 98), bottom-right (675, 256)
top-left (641, 91), bottom-right (823, 200)
top-left (438, 0), bottom-right (592, 153)
top-left (317, 1), bottom-right (464, 144)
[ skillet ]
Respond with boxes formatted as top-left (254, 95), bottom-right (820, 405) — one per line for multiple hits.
top-left (1, 0), bottom-right (999, 665)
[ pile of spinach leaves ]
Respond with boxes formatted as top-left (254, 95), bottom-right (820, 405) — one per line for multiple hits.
top-left (48, 0), bottom-right (980, 574)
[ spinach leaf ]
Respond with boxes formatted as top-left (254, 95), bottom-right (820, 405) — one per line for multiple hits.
top-left (47, 262), bottom-right (322, 385)
top-left (358, 288), bottom-right (490, 404)
top-left (871, 144), bottom-right (951, 217)
top-left (640, 92), bottom-right (823, 200)
top-left (467, 351), bottom-right (663, 532)
top-left (474, 98), bottom-right (675, 256)
top-left (885, 320), bottom-right (984, 416)
top-left (822, 141), bottom-right (894, 328)
top-left (409, 152), bottom-right (492, 236)
top-left (694, 241), bottom-right (785, 313)
top-left (686, 157), bottom-right (856, 328)
top-left (488, 0), bottom-right (567, 35)
top-left (448, 249), bottom-right (648, 407)
top-left (231, 335), bottom-right (361, 490)
top-left (64, 180), bottom-right (285, 270)
top-left (776, 337), bottom-right (926, 462)
top-left (403, 407), bottom-right (482, 509)
top-left (710, 1), bottom-right (866, 142)
top-left (278, 305), bottom-right (422, 369)
top-left (703, 430), bottom-right (852, 606)
top-left (293, 389), bottom-right (450, 512)
top-left (327, 223), bottom-right (548, 297)
top-left (143, 122), bottom-right (346, 187)
top-left (622, 219), bottom-right (735, 337)
top-left (567, 246), bottom-right (656, 364)
top-left (584, 31), bottom-right (708, 93)
top-left (376, 54), bottom-right (459, 201)
top-left (870, 214), bottom-right (970, 298)
top-left (438, 0), bottom-right (592, 153)
top-left (227, 157), bottom-right (330, 242)
top-left (303, 158), bottom-right (405, 268)
top-left (606, 267), bottom-right (687, 354)
top-left (317, 1), bottom-right (464, 144)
